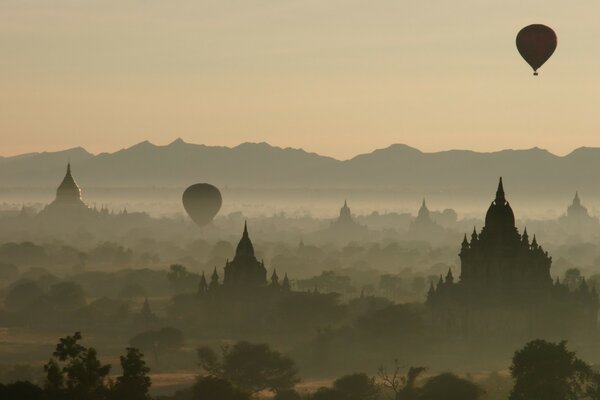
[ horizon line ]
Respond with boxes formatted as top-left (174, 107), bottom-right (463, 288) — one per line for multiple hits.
top-left (2, 138), bottom-right (599, 162)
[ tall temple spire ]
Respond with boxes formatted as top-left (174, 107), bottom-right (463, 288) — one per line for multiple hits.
top-left (235, 221), bottom-right (255, 258)
top-left (224, 222), bottom-right (267, 286)
top-left (522, 227), bottom-right (529, 245)
top-left (271, 269), bottom-right (280, 287)
top-left (495, 177), bottom-right (505, 204)
top-left (56, 162), bottom-right (82, 202)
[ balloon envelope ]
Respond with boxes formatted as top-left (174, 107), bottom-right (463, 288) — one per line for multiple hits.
top-left (182, 184), bottom-right (222, 227)
top-left (516, 24), bottom-right (557, 75)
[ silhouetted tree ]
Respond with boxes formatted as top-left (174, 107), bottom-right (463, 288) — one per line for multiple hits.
top-left (168, 264), bottom-right (200, 293)
top-left (510, 339), bottom-right (592, 400)
top-left (333, 373), bottom-right (378, 400)
top-left (197, 341), bottom-right (299, 395)
top-left (310, 387), bottom-right (346, 400)
top-left (0, 381), bottom-right (44, 400)
top-left (378, 361), bottom-right (425, 400)
top-left (274, 389), bottom-right (302, 400)
top-left (4, 280), bottom-right (43, 310)
top-left (43, 331), bottom-right (111, 400)
top-left (112, 347), bottom-right (151, 400)
top-left (192, 376), bottom-right (250, 400)
top-left (586, 372), bottom-right (600, 400)
top-left (564, 268), bottom-right (583, 291)
top-left (420, 373), bottom-right (484, 400)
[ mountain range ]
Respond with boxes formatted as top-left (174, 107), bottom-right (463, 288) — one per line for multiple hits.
top-left (1, 139), bottom-right (599, 198)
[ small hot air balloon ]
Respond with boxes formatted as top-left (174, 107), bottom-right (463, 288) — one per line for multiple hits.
top-left (182, 183), bottom-right (222, 227)
top-left (516, 24), bottom-right (557, 76)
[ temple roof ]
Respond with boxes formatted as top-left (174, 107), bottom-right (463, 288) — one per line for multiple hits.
top-left (235, 221), bottom-right (255, 258)
top-left (484, 177), bottom-right (515, 231)
top-left (417, 198), bottom-right (431, 220)
top-left (56, 163), bottom-right (82, 202)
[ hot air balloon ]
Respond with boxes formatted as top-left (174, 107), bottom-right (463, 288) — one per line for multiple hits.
top-left (516, 24), bottom-right (557, 76)
top-left (182, 183), bottom-right (222, 227)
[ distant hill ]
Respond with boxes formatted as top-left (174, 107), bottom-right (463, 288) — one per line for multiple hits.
top-left (1, 139), bottom-right (599, 198)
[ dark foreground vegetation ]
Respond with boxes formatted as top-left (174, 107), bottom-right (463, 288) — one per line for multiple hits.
top-left (2, 332), bottom-right (600, 400)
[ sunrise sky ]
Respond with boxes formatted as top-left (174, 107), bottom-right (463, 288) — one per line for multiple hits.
top-left (2, 0), bottom-right (600, 159)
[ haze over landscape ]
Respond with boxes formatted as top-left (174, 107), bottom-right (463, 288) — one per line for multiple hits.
top-left (3, 2), bottom-right (600, 400)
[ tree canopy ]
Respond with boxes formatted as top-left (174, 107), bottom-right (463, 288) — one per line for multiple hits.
top-left (197, 341), bottom-right (299, 395)
top-left (510, 339), bottom-right (592, 400)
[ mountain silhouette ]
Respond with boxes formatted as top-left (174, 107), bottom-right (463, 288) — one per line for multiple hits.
top-left (1, 139), bottom-right (599, 198)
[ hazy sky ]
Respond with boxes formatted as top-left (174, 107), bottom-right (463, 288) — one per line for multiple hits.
top-left (2, 0), bottom-right (600, 159)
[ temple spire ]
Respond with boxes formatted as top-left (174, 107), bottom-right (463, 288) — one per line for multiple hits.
top-left (495, 177), bottom-right (505, 204)
top-left (471, 226), bottom-right (478, 242)
top-left (445, 268), bottom-right (454, 284)
top-left (235, 221), bottom-right (255, 258)
top-left (271, 269), bottom-right (280, 287)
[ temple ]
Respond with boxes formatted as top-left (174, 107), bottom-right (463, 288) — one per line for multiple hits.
top-left (427, 178), bottom-right (598, 339)
top-left (408, 198), bottom-right (445, 239)
top-left (331, 201), bottom-right (358, 230)
top-left (314, 200), bottom-right (368, 241)
top-left (39, 163), bottom-right (91, 218)
top-left (559, 191), bottom-right (598, 231)
top-left (223, 222), bottom-right (268, 287)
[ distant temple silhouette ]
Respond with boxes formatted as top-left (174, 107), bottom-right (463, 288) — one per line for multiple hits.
top-left (198, 222), bottom-right (293, 294)
top-left (428, 178), bottom-right (598, 339)
top-left (331, 201), bottom-right (359, 230)
top-left (559, 191), bottom-right (598, 231)
top-left (223, 222), bottom-right (268, 287)
top-left (310, 200), bottom-right (368, 241)
top-left (39, 163), bottom-right (91, 217)
top-left (408, 198), bottom-right (445, 239)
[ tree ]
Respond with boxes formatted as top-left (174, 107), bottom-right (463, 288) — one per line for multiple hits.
top-left (333, 373), bottom-right (378, 400)
top-left (564, 268), bottom-right (583, 291)
top-left (4, 280), bottom-right (43, 310)
top-left (192, 376), bottom-right (250, 400)
top-left (510, 339), bottom-right (592, 400)
top-left (0, 381), bottom-right (44, 400)
top-left (197, 341), bottom-right (299, 395)
top-left (311, 387), bottom-right (346, 400)
top-left (378, 361), bottom-right (425, 400)
top-left (586, 372), bottom-right (600, 400)
top-left (420, 373), bottom-right (484, 400)
top-left (112, 347), bottom-right (152, 400)
top-left (47, 281), bottom-right (86, 310)
top-left (168, 264), bottom-right (200, 293)
top-left (43, 332), bottom-right (111, 400)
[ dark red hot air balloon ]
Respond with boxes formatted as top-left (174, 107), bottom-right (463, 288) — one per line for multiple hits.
top-left (516, 24), bottom-right (557, 76)
top-left (182, 183), bottom-right (222, 227)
